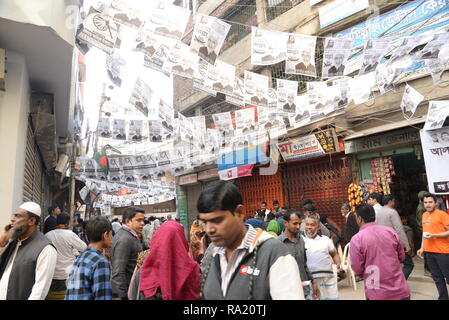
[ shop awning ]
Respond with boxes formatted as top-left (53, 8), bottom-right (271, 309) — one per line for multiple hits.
top-left (344, 117), bottom-right (426, 141)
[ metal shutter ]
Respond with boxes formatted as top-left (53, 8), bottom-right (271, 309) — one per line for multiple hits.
top-left (281, 155), bottom-right (352, 229)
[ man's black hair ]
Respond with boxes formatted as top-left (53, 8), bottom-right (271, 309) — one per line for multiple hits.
top-left (355, 204), bottom-right (376, 223)
top-left (423, 193), bottom-right (438, 202)
top-left (86, 216), bottom-right (112, 243)
top-left (25, 212), bottom-right (40, 226)
top-left (368, 192), bottom-right (383, 204)
top-left (56, 212), bottom-right (71, 225)
top-left (113, 218), bottom-right (119, 222)
top-left (341, 203), bottom-right (351, 210)
top-left (382, 195), bottom-right (395, 206)
top-left (48, 205), bottom-right (59, 216)
top-left (122, 206), bottom-right (145, 224)
top-left (300, 199), bottom-right (313, 207)
top-left (303, 203), bottom-right (316, 212)
top-left (273, 200), bottom-right (279, 205)
top-left (283, 210), bottom-right (301, 222)
top-left (261, 201), bottom-right (267, 206)
top-left (197, 180), bottom-right (243, 215)
top-left (256, 210), bottom-right (266, 219)
top-left (281, 206), bottom-right (289, 210)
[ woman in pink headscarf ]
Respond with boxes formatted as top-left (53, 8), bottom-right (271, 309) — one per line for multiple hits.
top-left (128, 221), bottom-right (200, 300)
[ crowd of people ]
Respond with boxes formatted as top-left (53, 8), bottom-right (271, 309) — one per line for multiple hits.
top-left (0, 181), bottom-right (448, 300)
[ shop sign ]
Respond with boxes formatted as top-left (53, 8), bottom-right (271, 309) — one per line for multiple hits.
top-left (277, 129), bottom-right (339, 161)
top-left (335, 0), bottom-right (449, 74)
top-left (218, 164), bottom-right (254, 181)
top-left (179, 173), bottom-right (198, 185)
top-left (345, 128), bottom-right (420, 154)
top-left (198, 168), bottom-right (219, 181)
top-left (420, 127), bottom-right (449, 194)
top-left (319, 0), bottom-right (369, 29)
top-left (176, 187), bottom-right (188, 231)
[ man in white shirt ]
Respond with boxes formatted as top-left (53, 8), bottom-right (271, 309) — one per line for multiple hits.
top-left (303, 214), bottom-right (342, 300)
top-left (0, 202), bottom-right (57, 300)
top-left (367, 192), bottom-right (383, 215)
top-left (45, 212), bottom-right (87, 299)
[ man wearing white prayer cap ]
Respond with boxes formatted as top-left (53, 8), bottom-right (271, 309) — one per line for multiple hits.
top-left (0, 202), bottom-right (57, 300)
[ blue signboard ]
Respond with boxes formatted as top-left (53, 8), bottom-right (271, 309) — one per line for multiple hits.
top-left (335, 0), bottom-right (449, 74)
top-left (217, 145), bottom-right (268, 171)
top-left (335, 0), bottom-right (449, 48)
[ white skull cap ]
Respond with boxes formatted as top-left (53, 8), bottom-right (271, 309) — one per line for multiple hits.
top-left (19, 202), bottom-right (42, 217)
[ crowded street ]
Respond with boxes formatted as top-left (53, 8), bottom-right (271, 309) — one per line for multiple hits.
top-left (1, 0), bottom-right (449, 305)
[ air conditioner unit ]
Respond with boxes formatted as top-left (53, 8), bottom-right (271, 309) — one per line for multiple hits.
top-left (55, 153), bottom-right (69, 174)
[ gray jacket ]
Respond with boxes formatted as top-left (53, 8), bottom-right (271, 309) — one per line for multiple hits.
top-left (375, 206), bottom-right (410, 250)
top-left (111, 228), bottom-right (142, 299)
top-left (278, 233), bottom-right (313, 282)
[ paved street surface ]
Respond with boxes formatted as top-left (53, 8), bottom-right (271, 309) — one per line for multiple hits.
top-left (338, 256), bottom-right (441, 300)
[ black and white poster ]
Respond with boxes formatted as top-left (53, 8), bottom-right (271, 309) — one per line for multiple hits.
top-left (400, 84), bottom-right (424, 120)
top-left (226, 77), bottom-right (245, 107)
top-left (257, 106), bottom-right (287, 138)
top-left (426, 59), bottom-right (448, 85)
top-left (133, 28), bottom-right (158, 57)
top-left (129, 77), bottom-right (155, 119)
top-left (78, 7), bottom-right (120, 55)
top-left (98, 117), bottom-right (112, 138)
top-left (244, 71), bottom-right (269, 107)
top-left (128, 120), bottom-right (143, 141)
top-left (193, 57), bottom-right (217, 97)
top-left (288, 95), bottom-right (311, 128)
top-left (191, 14), bottom-right (231, 65)
top-left (350, 72), bottom-right (376, 105)
top-left (211, 60), bottom-right (236, 96)
top-left (359, 38), bottom-right (390, 75)
top-left (251, 27), bottom-right (287, 66)
top-left (106, 52), bottom-right (126, 87)
top-left (108, 156), bottom-right (123, 183)
top-left (122, 156), bottom-right (136, 183)
top-left (277, 79), bottom-right (299, 114)
top-left (424, 101), bottom-right (449, 130)
top-left (389, 36), bottom-right (421, 63)
top-left (418, 33), bottom-right (449, 60)
top-left (235, 107), bottom-right (257, 134)
top-left (143, 36), bottom-right (176, 75)
top-left (307, 81), bottom-right (328, 119)
top-left (322, 38), bottom-right (352, 78)
top-left (285, 33), bottom-right (317, 77)
top-left (420, 127), bottom-right (449, 194)
top-left (112, 119), bottom-right (126, 140)
top-left (332, 78), bottom-right (352, 111)
top-left (166, 42), bottom-right (197, 79)
top-left (110, 0), bottom-right (144, 30)
top-left (146, 1), bottom-right (191, 40)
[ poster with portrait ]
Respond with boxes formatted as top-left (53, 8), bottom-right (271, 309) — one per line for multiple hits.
top-left (388, 36), bottom-right (422, 63)
top-left (143, 36), bottom-right (176, 75)
top-left (289, 95), bottom-right (311, 128)
top-left (133, 28), bottom-right (158, 57)
top-left (211, 60), bottom-right (236, 96)
top-left (400, 85), bottom-right (424, 120)
top-left (129, 77), bottom-right (155, 119)
top-left (307, 81), bottom-right (328, 120)
top-left (78, 7), bottom-right (121, 54)
top-left (350, 72), bottom-right (376, 104)
top-left (191, 14), bottom-right (231, 65)
top-left (107, 156), bottom-right (123, 183)
top-left (277, 79), bottom-right (298, 114)
top-left (110, 0), bottom-right (144, 30)
top-left (122, 156), bottom-right (137, 184)
top-left (193, 57), bottom-right (217, 97)
top-left (235, 107), bottom-right (257, 134)
top-left (420, 127), bottom-right (449, 194)
top-left (226, 77), bottom-right (245, 107)
top-left (426, 59), bottom-right (448, 85)
top-left (128, 120), bottom-right (143, 141)
top-left (146, 1), bottom-right (191, 40)
top-left (375, 62), bottom-right (403, 95)
top-left (332, 78), bottom-right (352, 111)
top-left (251, 27), bottom-right (287, 66)
top-left (257, 106), bottom-right (287, 139)
top-left (418, 33), bottom-right (449, 61)
top-left (212, 112), bottom-right (235, 149)
top-left (244, 71), bottom-right (269, 107)
top-left (112, 119), bottom-right (126, 140)
top-left (98, 117), bottom-right (112, 138)
top-left (165, 42), bottom-right (197, 79)
top-left (359, 38), bottom-right (390, 76)
top-left (105, 51), bottom-right (126, 87)
top-left (177, 113), bottom-right (195, 144)
top-left (322, 38), bottom-right (352, 78)
top-left (285, 33), bottom-right (317, 77)
top-left (424, 101), bottom-right (449, 131)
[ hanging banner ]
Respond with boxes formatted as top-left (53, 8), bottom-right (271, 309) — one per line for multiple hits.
top-left (322, 38), bottom-right (352, 78)
top-left (400, 84), bottom-right (424, 120)
top-left (285, 33), bottom-right (317, 77)
top-left (244, 71), bottom-right (269, 107)
top-left (420, 127), bottom-right (449, 194)
top-left (251, 27), bottom-right (287, 66)
top-left (277, 129), bottom-right (339, 161)
top-left (218, 164), bottom-right (254, 181)
top-left (289, 95), bottom-right (311, 129)
top-left (129, 77), bottom-right (156, 119)
top-left (211, 60), bottom-right (236, 96)
top-left (191, 14), bottom-right (231, 65)
top-left (359, 38), bottom-right (390, 75)
top-left (146, 1), bottom-right (191, 40)
top-left (424, 101), bottom-right (449, 130)
top-left (217, 144), bottom-right (268, 172)
top-left (277, 79), bottom-right (299, 114)
top-left (98, 118), bottom-right (112, 138)
top-left (110, 0), bottom-right (144, 30)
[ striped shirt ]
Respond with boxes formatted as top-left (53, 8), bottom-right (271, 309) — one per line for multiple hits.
top-left (65, 247), bottom-right (112, 300)
top-left (215, 224), bottom-right (258, 296)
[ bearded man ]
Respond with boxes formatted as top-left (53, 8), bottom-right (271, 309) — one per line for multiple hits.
top-left (0, 202), bottom-right (57, 300)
